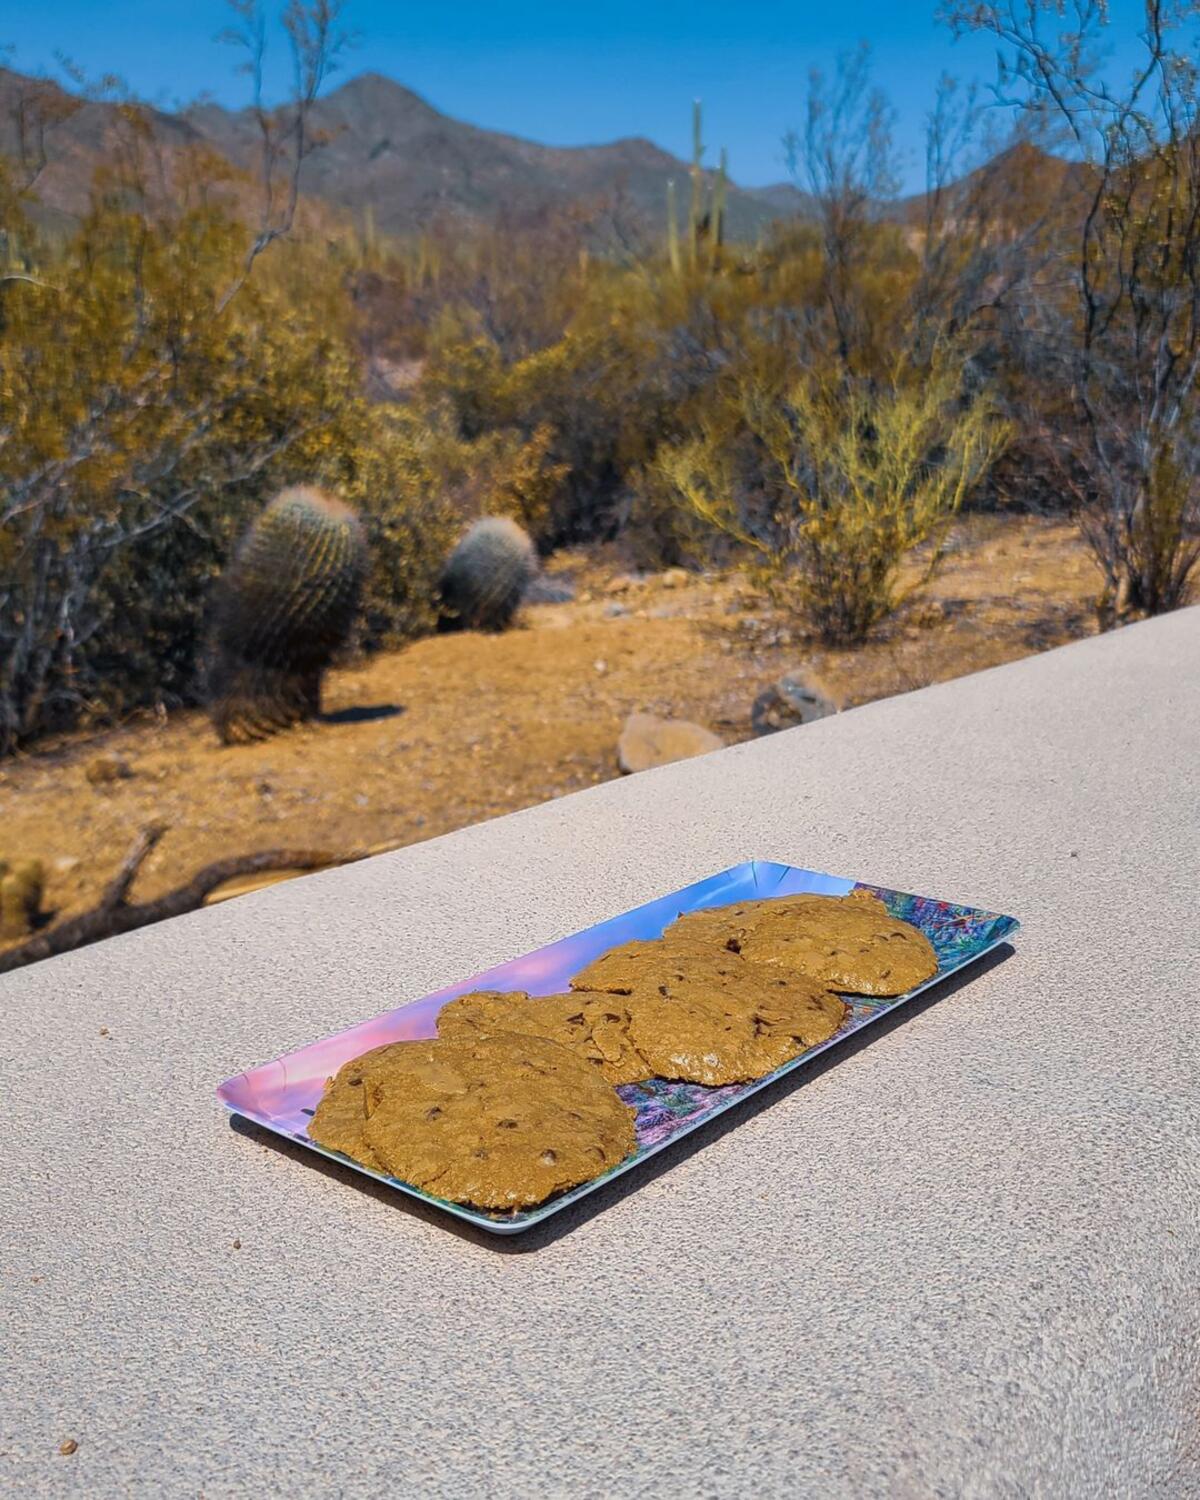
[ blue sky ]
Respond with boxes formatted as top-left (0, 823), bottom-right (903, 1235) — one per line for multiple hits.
top-left (2, 1), bottom-right (1156, 190)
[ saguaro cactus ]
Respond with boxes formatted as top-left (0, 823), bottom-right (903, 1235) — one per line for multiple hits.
top-left (666, 178), bottom-right (681, 274)
top-left (207, 486), bottom-right (367, 745)
top-left (689, 99), bottom-right (705, 268)
top-left (667, 102), bottom-right (728, 275)
top-left (711, 147), bottom-right (728, 266)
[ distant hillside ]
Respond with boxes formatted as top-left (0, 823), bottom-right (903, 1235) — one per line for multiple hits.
top-left (0, 66), bottom-right (1077, 246)
top-left (889, 139), bottom-right (1088, 227)
top-left (0, 66), bottom-right (800, 242)
top-left (0, 67), bottom-right (204, 232)
top-left (186, 72), bottom-right (792, 240)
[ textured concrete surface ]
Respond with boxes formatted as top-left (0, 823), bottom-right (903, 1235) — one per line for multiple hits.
top-left (2, 609), bottom-right (1199, 1499)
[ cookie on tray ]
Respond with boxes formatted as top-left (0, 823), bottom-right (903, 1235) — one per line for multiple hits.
top-left (562, 931), bottom-right (850, 1083)
top-left (619, 988), bottom-right (803, 1087)
top-left (569, 936), bottom-right (742, 998)
top-left (667, 892), bottom-right (938, 996)
top-left (361, 1033), bottom-right (637, 1210)
top-left (743, 976), bottom-right (849, 1051)
top-left (625, 961), bottom-right (847, 1084)
top-left (307, 1039), bottom-right (436, 1171)
top-left (667, 890), bottom-right (889, 944)
top-left (843, 888), bottom-right (891, 917)
top-left (437, 988), bottom-right (650, 1085)
top-left (735, 898), bottom-right (938, 996)
top-left (662, 901), bottom-right (767, 950)
top-left (432, 989), bottom-right (532, 1041)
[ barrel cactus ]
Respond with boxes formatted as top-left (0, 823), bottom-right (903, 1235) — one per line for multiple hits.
top-left (207, 486), bottom-right (368, 745)
top-left (438, 517), bottom-right (537, 632)
top-left (0, 858), bottom-right (44, 940)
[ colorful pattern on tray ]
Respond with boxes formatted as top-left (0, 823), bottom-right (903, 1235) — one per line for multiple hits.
top-left (217, 862), bottom-right (1018, 1230)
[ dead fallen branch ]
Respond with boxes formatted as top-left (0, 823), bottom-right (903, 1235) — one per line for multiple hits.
top-left (0, 824), bottom-right (358, 976)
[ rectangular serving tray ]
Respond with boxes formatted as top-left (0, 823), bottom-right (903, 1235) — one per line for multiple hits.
top-left (217, 860), bottom-right (1018, 1234)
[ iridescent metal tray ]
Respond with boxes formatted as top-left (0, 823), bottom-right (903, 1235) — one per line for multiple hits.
top-left (217, 860), bottom-right (1018, 1234)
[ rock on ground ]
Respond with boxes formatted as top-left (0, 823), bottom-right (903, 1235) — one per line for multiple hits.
top-left (523, 576), bottom-right (575, 605)
top-left (751, 671), bottom-right (838, 737)
top-left (85, 754), bottom-right (134, 785)
top-left (618, 712), bottom-right (724, 774)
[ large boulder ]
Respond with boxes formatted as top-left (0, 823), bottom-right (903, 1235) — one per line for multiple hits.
top-left (618, 712), bottom-right (724, 775)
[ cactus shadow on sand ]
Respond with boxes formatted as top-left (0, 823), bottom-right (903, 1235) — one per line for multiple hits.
top-left (320, 703), bottom-right (405, 726)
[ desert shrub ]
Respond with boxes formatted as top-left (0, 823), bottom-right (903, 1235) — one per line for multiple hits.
top-left (328, 407), bottom-right (463, 649)
top-left (624, 458), bottom-right (727, 570)
top-left (447, 423), bottom-right (567, 546)
top-left (653, 353), bottom-right (1009, 642)
top-left (403, 171), bottom-right (979, 561)
top-left (1087, 439), bottom-right (1200, 626)
top-left (419, 309), bottom-right (509, 438)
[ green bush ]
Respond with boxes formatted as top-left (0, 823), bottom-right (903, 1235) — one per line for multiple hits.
top-left (653, 354), bottom-right (1009, 642)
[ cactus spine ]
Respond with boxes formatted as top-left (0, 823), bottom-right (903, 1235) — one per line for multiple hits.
top-left (207, 486), bottom-right (368, 745)
top-left (439, 517), bottom-right (537, 633)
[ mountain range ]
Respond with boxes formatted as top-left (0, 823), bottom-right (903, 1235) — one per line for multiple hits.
top-left (0, 66), bottom-right (1070, 246)
top-left (0, 66), bottom-right (809, 240)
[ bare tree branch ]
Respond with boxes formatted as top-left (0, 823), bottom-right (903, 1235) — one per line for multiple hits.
top-left (0, 827), bottom-right (370, 976)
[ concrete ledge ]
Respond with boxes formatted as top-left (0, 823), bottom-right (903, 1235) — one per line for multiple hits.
top-left (2, 608), bottom-right (1198, 1497)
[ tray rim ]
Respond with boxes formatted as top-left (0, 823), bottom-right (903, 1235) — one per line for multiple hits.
top-left (218, 859), bottom-right (1019, 1235)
